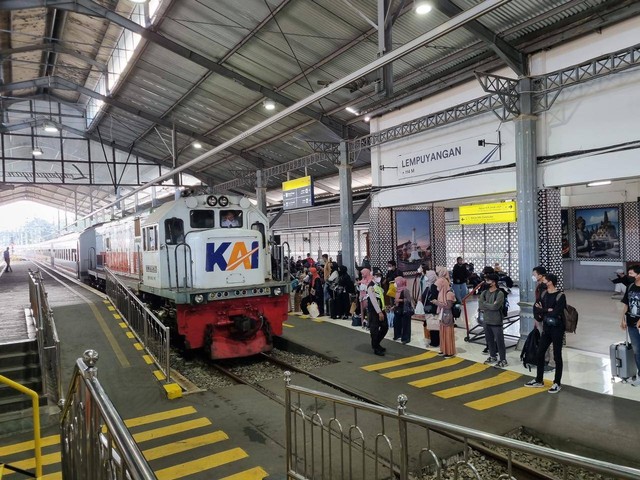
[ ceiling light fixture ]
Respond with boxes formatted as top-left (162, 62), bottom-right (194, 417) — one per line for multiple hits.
top-left (193, 141), bottom-right (202, 149)
top-left (364, 116), bottom-right (371, 122)
top-left (415, 1), bottom-right (432, 15)
top-left (43, 120), bottom-right (58, 133)
top-left (129, 0), bottom-right (149, 3)
top-left (587, 180), bottom-right (612, 187)
top-left (345, 106), bottom-right (359, 115)
top-left (263, 99), bottom-right (276, 111)
top-left (32, 146), bottom-right (43, 156)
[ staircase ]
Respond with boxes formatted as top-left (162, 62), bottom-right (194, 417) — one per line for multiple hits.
top-left (0, 340), bottom-right (46, 414)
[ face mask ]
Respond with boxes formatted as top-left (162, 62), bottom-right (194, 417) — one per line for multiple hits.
top-left (388, 267), bottom-right (393, 271)
top-left (417, 266), bottom-right (423, 274)
top-left (374, 277), bottom-right (382, 283)
top-left (531, 275), bottom-right (537, 283)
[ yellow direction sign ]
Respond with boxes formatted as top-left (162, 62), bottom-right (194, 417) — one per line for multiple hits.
top-left (459, 201), bottom-right (517, 225)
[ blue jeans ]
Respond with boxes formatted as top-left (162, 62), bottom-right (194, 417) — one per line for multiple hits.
top-left (452, 283), bottom-right (468, 303)
top-left (626, 321), bottom-right (640, 372)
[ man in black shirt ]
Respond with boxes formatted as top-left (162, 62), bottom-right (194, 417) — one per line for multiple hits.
top-left (621, 265), bottom-right (640, 386)
top-left (451, 257), bottom-right (469, 303)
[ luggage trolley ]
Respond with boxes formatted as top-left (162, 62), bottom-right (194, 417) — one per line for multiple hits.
top-left (461, 283), bottom-right (521, 348)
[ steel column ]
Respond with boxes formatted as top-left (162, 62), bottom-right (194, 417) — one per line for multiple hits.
top-left (515, 78), bottom-right (538, 341)
top-left (378, 0), bottom-right (393, 97)
top-left (172, 126), bottom-right (180, 200)
top-left (256, 170), bottom-right (267, 216)
top-left (339, 142), bottom-right (355, 278)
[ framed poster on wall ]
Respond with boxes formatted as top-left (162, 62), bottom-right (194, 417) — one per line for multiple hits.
top-left (394, 210), bottom-right (432, 272)
top-left (574, 206), bottom-right (621, 259)
top-left (561, 209), bottom-right (570, 258)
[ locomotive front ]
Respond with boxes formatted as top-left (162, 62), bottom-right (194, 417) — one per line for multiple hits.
top-left (139, 194), bottom-right (289, 359)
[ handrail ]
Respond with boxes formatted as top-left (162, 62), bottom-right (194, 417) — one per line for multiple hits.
top-left (0, 375), bottom-right (42, 478)
top-left (285, 373), bottom-right (640, 479)
top-left (60, 350), bottom-right (156, 479)
top-left (173, 242), bottom-right (192, 292)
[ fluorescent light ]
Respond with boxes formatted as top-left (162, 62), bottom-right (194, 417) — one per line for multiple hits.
top-left (32, 147), bottom-right (43, 156)
top-left (129, 0), bottom-right (148, 3)
top-left (415, 2), bottom-right (432, 15)
top-left (587, 180), bottom-right (612, 187)
top-left (263, 100), bottom-right (276, 110)
top-left (345, 107), bottom-right (358, 115)
top-left (364, 116), bottom-right (371, 122)
top-left (193, 142), bottom-right (202, 149)
top-left (43, 121), bottom-right (58, 133)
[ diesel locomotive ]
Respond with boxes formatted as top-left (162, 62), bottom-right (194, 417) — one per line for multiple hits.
top-left (23, 193), bottom-right (290, 359)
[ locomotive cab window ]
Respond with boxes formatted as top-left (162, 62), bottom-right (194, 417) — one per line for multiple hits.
top-left (143, 225), bottom-right (158, 251)
top-left (220, 210), bottom-right (242, 228)
top-left (190, 210), bottom-right (215, 228)
top-left (165, 218), bottom-right (184, 244)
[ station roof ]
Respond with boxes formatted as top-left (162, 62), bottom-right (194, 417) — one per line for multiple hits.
top-left (0, 0), bottom-right (636, 216)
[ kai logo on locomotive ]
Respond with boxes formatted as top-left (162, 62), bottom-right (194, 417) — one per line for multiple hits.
top-left (206, 241), bottom-right (260, 271)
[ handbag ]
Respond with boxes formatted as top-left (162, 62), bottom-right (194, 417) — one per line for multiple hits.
top-left (426, 314), bottom-right (440, 330)
top-left (475, 310), bottom-right (485, 326)
top-left (414, 300), bottom-right (425, 315)
top-left (440, 309), bottom-right (454, 326)
top-left (423, 320), bottom-right (431, 339)
top-left (349, 301), bottom-right (357, 315)
top-left (386, 281), bottom-right (397, 297)
top-left (543, 314), bottom-right (560, 328)
top-left (308, 302), bottom-right (320, 318)
top-left (403, 297), bottom-right (414, 316)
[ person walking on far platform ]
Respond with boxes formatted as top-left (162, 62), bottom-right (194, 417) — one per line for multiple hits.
top-left (620, 265), bottom-right (640, 386)
top-left (4, 247), bottom-right (12, 272)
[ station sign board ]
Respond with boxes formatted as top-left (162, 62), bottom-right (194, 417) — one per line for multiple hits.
top-left (282, 176), bottom-right (314, 210)
top-left (459, 201), bottom-right (517, 225)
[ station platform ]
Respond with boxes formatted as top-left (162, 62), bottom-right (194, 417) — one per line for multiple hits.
top-left (0, 262), bottom-right (36, 345)
top-left (0, 260), bottom-right (281, 479)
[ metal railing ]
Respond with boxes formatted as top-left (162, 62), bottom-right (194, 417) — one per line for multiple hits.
top-left (284, 372), bottom-right (640, 480)
top-left (28, 269), bottom-right (63, 406)
top-left (104, 267), bottom-right (171, 382)
top-left (60, 350), bottom-right (156, 479)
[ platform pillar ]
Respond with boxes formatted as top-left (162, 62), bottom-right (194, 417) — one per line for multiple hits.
top-left (515, 78), bottom-right (538, 340)
top-left (537, 188), bottom-right (564, 289)
top-left (256, 170), bottom-right (267, 216)
top-left (339, 141), bottom-right (355, 278)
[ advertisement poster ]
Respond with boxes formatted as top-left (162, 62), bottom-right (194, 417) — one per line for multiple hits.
top-left (561, 209), bottom-right (570, 258)
top-left (395, 210), bottom-right (432, 272)
top-left (574, 207), bottom-right (621, 258)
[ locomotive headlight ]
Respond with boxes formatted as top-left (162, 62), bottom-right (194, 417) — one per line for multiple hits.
top-left (194, 294), bottom-right (205, 304)
top-left (273, 288), bottom-right (282, 296)
top-left (206, 195), bottom-right (218, 207)
top-left (208, 293), bottom-right (216, 301)
top-left (218, 195), bottom-right (229, 207)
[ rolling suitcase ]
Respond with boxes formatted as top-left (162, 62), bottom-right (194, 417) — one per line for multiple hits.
top-left (610, 332), bottom-right (637, 382)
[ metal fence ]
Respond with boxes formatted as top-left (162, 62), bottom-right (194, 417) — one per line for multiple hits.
top-left (104, 267), bottom-right (170, 383)
top-left (61, 350), bottom-right (157, 479)
top-left (284, 373), bottom-right (640, 480)
top-left (28, 269), bottom-right (62, 407)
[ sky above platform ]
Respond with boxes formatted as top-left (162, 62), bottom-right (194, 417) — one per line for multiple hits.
top-left (0, 201), bottom-right (59, 230)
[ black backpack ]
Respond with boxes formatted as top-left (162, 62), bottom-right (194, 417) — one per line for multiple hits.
top-left (498, 288), bottom-right (510, 317)
top-left (520, 328), bottom-right (540, 371)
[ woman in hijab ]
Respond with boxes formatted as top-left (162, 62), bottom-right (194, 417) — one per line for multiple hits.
top-left (432, 266), bottom-right (456, 357)
top-left (421, 270), bottom-right (440, 347)
top-left (336, 265), bottom-right (354, 319)
top-left (359, 268), bottom-right (373, 324)
top-left (309, 267), bottom-right (324, 316)
top-left (393, 275), bottom-right (413, 344)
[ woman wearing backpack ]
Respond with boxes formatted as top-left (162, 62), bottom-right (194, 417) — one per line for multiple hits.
top-left (525, 273), bottom-right (566, 394)
top-left (431, 266), bottom-right (456, 358)
top-left (479, 273), bottom-right (508, 368)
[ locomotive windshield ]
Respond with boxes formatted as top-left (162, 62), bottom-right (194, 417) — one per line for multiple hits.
top-left (220, 210), bottom-right (242, 228)
top-left (190, 210), bottom-right (215, 228)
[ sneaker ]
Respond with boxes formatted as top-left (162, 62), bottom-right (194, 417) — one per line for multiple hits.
top-left (524, 379), bottom-right (545, 388)
top-left (482, 347), bottom-right (489, 354)
top-left (629, 377), bottom-right (640, 387)
top-left (484, 357), bottom-right (498, 365)
top-left (444, 354), bottom-right (455, 359)
top-left (495, 360), bottom-right (508, 368)
top-left (437, 352), bottom-right (445, 356)
top-left (374, 349), bottom-right (385, 356)
top-left (548, 383), bottom-right (561, 394)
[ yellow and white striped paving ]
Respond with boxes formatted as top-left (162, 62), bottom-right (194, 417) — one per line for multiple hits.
top-left (0, 406), bottom-right (268, 479)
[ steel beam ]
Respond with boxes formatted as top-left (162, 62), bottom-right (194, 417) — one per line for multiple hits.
top-left (339, 141), bottom-right (355, 277)
top-left (8, 0), bottom-right (346, 136)
top-left (0, 43), bottom-right (107, 72)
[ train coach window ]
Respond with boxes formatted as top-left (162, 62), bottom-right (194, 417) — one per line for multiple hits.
top-left (220, 210), bottom-right (242, 228)
top-left (165, 218), bottom-right (184, 244)
top-left (190, 210), bottom-right (215, 229)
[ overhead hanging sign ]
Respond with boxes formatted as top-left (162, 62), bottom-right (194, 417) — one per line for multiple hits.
top-left (459, 201), bottom-right (517, 225)
top-left (282, 176), bottom-right (314, 210)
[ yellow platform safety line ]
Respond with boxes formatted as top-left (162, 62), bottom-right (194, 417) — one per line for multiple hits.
top-left (282, 323), bottom-right (294, 328)
top-left (133, 343), bottom-right (144, 351)
top-left (0, 435), bottom-right (60, 457)
top-left (433, 370), bottom-right (523, 399)
top-left (107, 305), bottom-right (115, 311)
top-left (142, 431), bottom-right (229, 461)
top-left (465, 381), bottom-right (552, 411)
top-left (132, 418), bottom-right (212, 443)
top-left (142, 354), bottom-right (154, 365)
top-left (103, 299), bottom-right (110, 304)
top-left (1, 452), bottom-right (61, 474)
top-left (119, 322), bottom-right (127, 329)
top-left (382, 357), bottom-right (464, 379)
top-left (41, 473), bottom-right (61, 480)
top-left (155, 447), bottom-right (249, 480)
top-left (409, 363), bottom-right (491, 388)
top-left (126, 332), bottom-right (135, 339)
top-left (113, 313), bottom-right (122, 320)
top-left (124, 406), bottom-right (197, 428)
top-left (153, 370), bottom-right (166, 381)
top-left (220, 466), bottom-right (269, 480)
top-left (361, 351), bottom-right (438, 372)
top-left (312, 319), bottom-right (324, 323)
top-left (299, 315), bottom-right (309, 319)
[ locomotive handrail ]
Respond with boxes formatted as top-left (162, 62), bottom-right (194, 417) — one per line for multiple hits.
top-left (174, 242), bottom-right (193, 292)
top-left (60, 350), bottom-right (157, 480)
top-left (164, 244), bottom-right (172, 290)
top-left (88, 246), bottom-right (96, 270)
